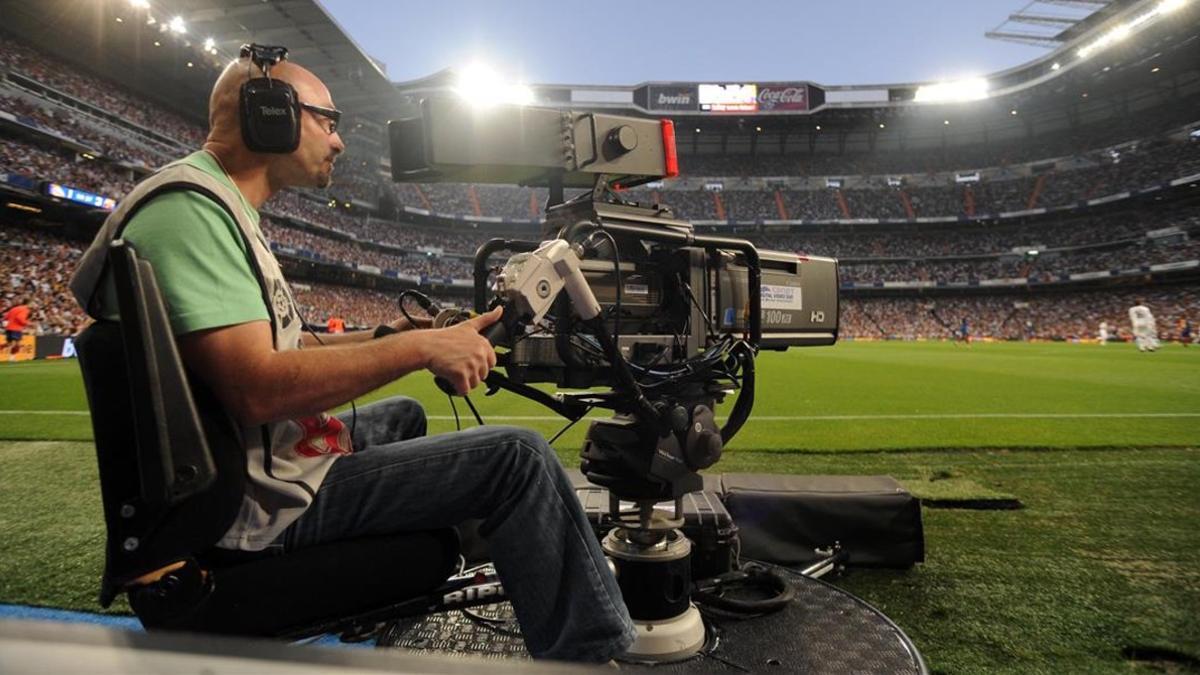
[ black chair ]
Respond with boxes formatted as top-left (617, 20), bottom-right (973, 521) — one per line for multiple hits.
top-left (75, 240), bottom-right (459, 638)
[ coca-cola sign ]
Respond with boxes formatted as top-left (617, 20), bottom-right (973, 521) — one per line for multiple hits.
top-left (647, 85), bottom-right (699, 111)
top-left (756, 84), bottom-right (809, 111)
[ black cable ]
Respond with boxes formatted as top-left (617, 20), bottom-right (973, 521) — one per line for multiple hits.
top-left (547, 406), bottom-right (592, 445)
top-left (692, 563), bottom-right (795, 616)
top-left (589, 229), bottom-right (622, 347)
top-left (462, 394), bottom-right (484, 426)
top-left (461, 608), bottom-right (523, 638)
top-left (397, 289), bottom-right (437, 329)
top-left (681, 278), bottom-right (717, 342)
top-left (448, 394), bottom-right (461, 431)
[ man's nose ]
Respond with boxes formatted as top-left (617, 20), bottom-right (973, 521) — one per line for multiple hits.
top-left (331, 133), bottom-right (346, 155)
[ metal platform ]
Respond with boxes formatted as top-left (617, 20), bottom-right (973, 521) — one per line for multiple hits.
top-left (378, 568), bottom-right (927, 674)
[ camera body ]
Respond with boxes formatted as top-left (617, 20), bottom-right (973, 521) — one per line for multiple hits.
top-left (498, 196), bottom-right (839, 390)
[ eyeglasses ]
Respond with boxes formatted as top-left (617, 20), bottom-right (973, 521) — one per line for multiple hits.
top-left (300, 102), bottom-right (341, 135)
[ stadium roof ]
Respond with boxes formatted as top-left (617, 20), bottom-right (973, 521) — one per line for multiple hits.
top-left (0, 0), bottom-right (403, 123)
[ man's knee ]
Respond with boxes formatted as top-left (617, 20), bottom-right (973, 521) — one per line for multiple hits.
top-left (388, 395), bottom-right (426, 423)
top-left (489, 426), bottom-right (559, 471)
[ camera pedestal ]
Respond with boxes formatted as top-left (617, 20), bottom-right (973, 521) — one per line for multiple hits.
top-left (603, 503), bottom-right (706, 662)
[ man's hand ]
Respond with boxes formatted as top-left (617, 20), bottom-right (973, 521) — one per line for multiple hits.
top-left (422, 307), bottom-right (501, 395)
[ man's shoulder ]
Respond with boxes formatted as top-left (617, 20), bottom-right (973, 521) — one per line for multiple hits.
top-left (128, 187), bottom-right (236, 224)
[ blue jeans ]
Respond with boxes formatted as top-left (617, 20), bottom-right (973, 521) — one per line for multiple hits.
top-left (277, 396), bottom-right (636, 662)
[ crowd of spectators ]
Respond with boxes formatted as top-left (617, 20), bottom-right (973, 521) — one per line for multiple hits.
top-left (0, 34), bottom-right (206, 148)
top-left (0, 90), bottom-right (163, 167)
top-left (5, 220), bottom-right (1196, 342)
top-left (1, 227), bottom-right (87, 335)
top-left (1, 136), bottom-right (134, 197)
top-left (840, 238), bottom-right (1200, 285)
top-left (290, 283), bottom-right (413, 329)
top-left (841, 286), bottom-right (1200, 341)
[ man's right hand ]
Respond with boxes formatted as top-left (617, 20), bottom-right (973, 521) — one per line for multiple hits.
top-left (422, 307), bottom-right (502, 395)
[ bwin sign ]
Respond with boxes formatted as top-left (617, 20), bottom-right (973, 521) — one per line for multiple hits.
top-left (443, 582), bottom-right (505, 605)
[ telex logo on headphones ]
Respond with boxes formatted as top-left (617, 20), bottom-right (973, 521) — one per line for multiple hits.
top-left (259, 106), bottom-right (290, 116)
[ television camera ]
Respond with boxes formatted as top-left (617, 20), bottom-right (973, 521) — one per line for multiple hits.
top-left (390, 98), bottom-right (839, 660)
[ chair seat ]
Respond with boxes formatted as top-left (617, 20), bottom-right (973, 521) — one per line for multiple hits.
top-left (132, 530), bottom-right (459, 638)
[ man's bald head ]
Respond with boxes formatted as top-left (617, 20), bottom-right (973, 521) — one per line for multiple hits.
top-left (207, 57), bottom-right (331, 142)
top-left (203, 55), bottom-right (344, 195)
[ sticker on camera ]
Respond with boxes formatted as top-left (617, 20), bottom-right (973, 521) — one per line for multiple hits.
top-left (761, 284), bottom-right (803, 310)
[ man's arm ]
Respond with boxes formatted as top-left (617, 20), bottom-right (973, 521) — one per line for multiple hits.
top-left (179, 307), bottom-right (500, 427)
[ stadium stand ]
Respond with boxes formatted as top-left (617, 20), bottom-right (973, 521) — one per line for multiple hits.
top-left (1, 27), bottom-right (1197, 342)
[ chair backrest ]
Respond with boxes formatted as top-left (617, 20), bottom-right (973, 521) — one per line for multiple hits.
top-left (76, 240), bottom-right (245, 606)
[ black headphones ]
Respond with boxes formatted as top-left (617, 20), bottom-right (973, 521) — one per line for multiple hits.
top-left (239, 44), bottom-right (301, 153)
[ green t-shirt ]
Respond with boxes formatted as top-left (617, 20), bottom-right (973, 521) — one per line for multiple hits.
top-left (99, 151), bottom-right (270, 335)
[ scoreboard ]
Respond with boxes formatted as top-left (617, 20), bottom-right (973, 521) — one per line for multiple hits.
top-left (636, 82), bottom-right (824, 114)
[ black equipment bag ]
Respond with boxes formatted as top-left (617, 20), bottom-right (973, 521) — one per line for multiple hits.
top-left (721, 474), bottom-right (924, 569)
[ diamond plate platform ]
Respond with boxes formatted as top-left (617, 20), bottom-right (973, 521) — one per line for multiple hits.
top-left (377, 568), bottom-right (927, 674)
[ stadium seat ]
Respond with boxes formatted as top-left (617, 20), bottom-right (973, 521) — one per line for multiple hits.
top-left (74, 239), bottom-right (459, 638)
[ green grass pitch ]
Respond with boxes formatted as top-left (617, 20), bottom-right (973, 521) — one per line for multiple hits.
top-left (1, 340), bottom-right (1198, 673)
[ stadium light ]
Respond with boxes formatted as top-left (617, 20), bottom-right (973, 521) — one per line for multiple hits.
top-left (1010, 109), bottom-right (1019, 115)
top-left (129, 0), bottom-right (150, 8)
top-left (1077, 0), bottom-right (1191, 59)
top-left (452, 63), bottom-right (534, 107)
top-left (203, 37), bottom-right (215, 51)
top-left (913, 78), bottom-right (990, 103)
top-left (168, 16), bottom-right (186, 34)
top-left (943, 119), bottom-right (950, 125)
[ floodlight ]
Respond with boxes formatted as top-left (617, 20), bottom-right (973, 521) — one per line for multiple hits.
top-left (913, 78), bottom-right (990, 103)
top-left (1159, 0), bottom-right (1187, 12)
top-left (129, 0), bottom-right (150, 8)
top-left (203, 37), bottom-right (215, 51)
top-left (168, 16), bottom-right (186, 34)
top-left (452, 63), bottom-right (534, 107)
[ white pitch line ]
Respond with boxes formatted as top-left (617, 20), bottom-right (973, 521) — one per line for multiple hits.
top-left (1, 411), bottom-right (1198, 421)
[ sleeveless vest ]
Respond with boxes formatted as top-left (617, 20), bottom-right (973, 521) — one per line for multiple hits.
top-left (71, 159), bottom-right (351, 550)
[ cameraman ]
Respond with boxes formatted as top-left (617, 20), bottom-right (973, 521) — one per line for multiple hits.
top-left (70, 55), bottom-right (634, 662)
